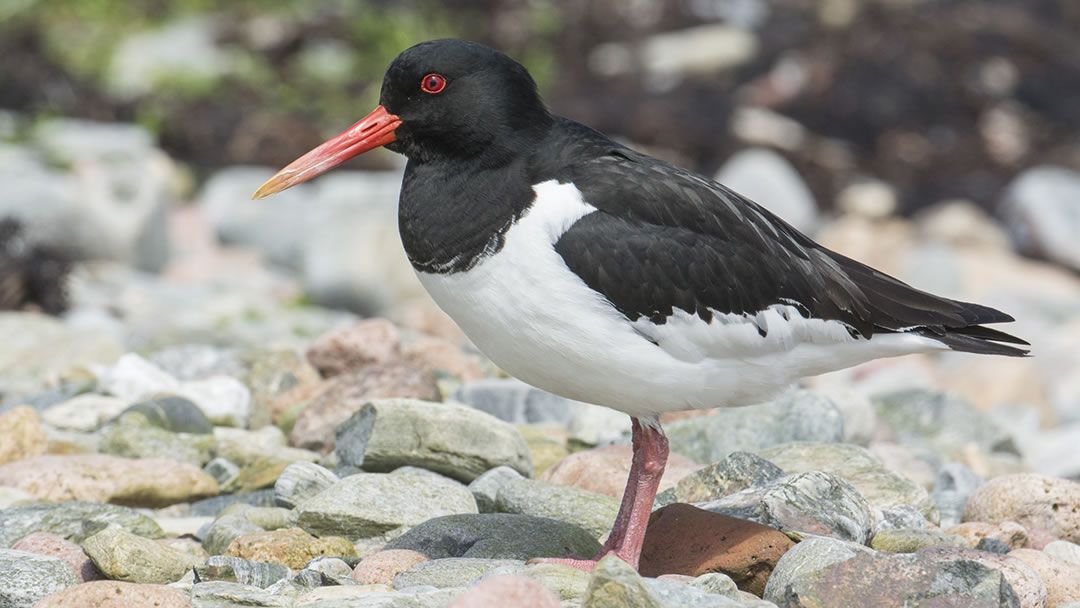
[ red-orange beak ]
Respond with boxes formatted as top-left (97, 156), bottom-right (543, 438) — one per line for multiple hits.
top-left (253, 105), bottom-right (401, 199)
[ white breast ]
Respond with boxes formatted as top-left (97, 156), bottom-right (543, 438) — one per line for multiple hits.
top-left (415, 180), bottom-right (946, 418)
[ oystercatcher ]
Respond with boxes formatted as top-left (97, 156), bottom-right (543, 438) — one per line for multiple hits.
top-left (255, 39), bottom-right (1028, 572)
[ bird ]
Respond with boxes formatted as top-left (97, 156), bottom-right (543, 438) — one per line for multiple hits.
top-left (254, 38), bottom-right (1028, 572)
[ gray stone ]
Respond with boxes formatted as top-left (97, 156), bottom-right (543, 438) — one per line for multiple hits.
top-left (206, 457), bottom-right (242, 485)
top-left (689, 572), bottom-right (740, 598)
top-left (99, 420), bottom-right (209, 466)
top-left (274, 462), bottom-right (340, 509)
top-left (567, 403), bottom-right (632, 447)
top-left (0, 501), bottom-right (163, 548)
top-left (876, 504), bottom-right (933, 532)
top-left (0, 549), bottom-right (79, 608)
top-left (451, 378), bottom-right (582, 425)
top-left (385, 513), bottom-right (601, 561)
top-left (191, 488), bottom-right (278, 517)
top-left (583, 554), bottom-right (662, 608)
top-left (150, 344), bottom-right (246, 382)
top-left (392, 558), bottom-right (523, 590)
top-left (106, 16), bottom-right (229, 99)
top-left (758, 442), bottom-right (939, 524)
top-left (190, 580), bottom-right (298, 608)
top-left (872, 390), bottom-right (1017, 459)
top-left (715, 147), bottom-right (818, 234)
top-left (869, 528), bottom-right (969, 553)
top-left (517, 563), bottom-right (592, 601)
top-left (976, 538), bottom-right (1012, 554)
top-left (1000, 165), bottom-right (1080, 272)
top-left (700, 471), bottom-right (875, 544)
top-left (763, 536), bottom-right (873, 601)
top-left (201, 512), bottom-right (265, 556)
top-left (467, 466), bottom-right (618, 539)
top-left (243, 507), bottom-right (293, 531)
top-left (334, 398), bottom-right (533, 483)
top-left (918, 546), bottom-right (1046, 608)
top-left (82, 527), bottom-right (193, 584)
top-left (665, 390), bottom-right (844, 464)
top-left (291, 467), bottom-right (477, 541)
top-left (196, 555), bottom-right (292, 588)
top-left (291, 585), bottom-right (464, 608)
top-left (644, 576), bottom-right (747, 607)
top-left (124, 394), bottom-right (215, 434)
top-left (655, 451), bottom-right (784, 508)
top-left (930, 463), bottom-right (985, 529)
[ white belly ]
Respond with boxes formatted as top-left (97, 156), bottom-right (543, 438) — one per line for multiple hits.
top-left (415, 181), bottom-right (945, 418)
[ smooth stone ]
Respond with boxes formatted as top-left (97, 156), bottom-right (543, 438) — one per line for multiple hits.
top-left (517, 563), bottom-right (592, 601)
top-left (124, 394), bottom-right (214, 434)
top-left (919, 546), bottom-right (1046, 608)
top-left (758, 441), bottom-right (939, 524)
top-left (664, 390), bottom-right (844, 464)
top-left (872, 389), bottom-right (1016, 459)
top-left (976, 537), bottom-right (1013, 554)
top-left (451, 378), bottom-right (582, 425)
top-left (179, 375), bottom-right (253, 428)
top-left (392, 558), bottom-right (523, 590)
top-left (98, 352), bottom-right (181, 402)
top-left (305, 319), bottom-right (402, 377)
top-left (870, 528), bottom-right (969, 553)
top-left (931, 462), bottom-right (985, 528)
top-left (351, 550), bottom-right (430, 585)
top-left (0, 406), bottom-right (47, 465)
top-left (82, 527), bottom-right (194, 584)
top-left (655, 451), bottom-right (784, 508)
top-left (0, 501), bottom-right (163, 548)
top-left (302, 556), bottom-right (354, 581)
top-left (12, 531), bottom-right (103, 582)
top-left (334, 398), bottom-right (532, 482)
top-left (700, 471), bottom-right (875, 544)
top-left (34, 580), bottom-right (191, 608)
top-left (206, 457), bottom-right (241, 485)
top-left (40, 394), bottom-right (129, 432)
top-left (196, 555), bottom-right (292, 588)
top-left (384, 513), bottom-right (601, 561)
top-left (583, 554), bottom-right (662, 608)
top-left (762, 536), bottom-right (874, 600)
top-left (292, 467), bottom-right (477, 541)
top-left (243, 507), bottom-right (293, 531)
top-left (274, 462), bottom-right (340, 509)
top-left (150, 343), bottom-right (246, 382)
top-left (189, 580), bottom-right (297, 608)
top-left (99, 421), bottom-right (208, 467)
top-left (715, 147), bottom-right (818, 233)
top-left (192, 488), bottom-right (277, 517)
top-left (0, 453), bottom-right (218, 507)
top-left (1044, 540), bottom-right (1080, 566)
top-left (643, 576), bottom-right (751, 607)
top-left (566, 404), bottom-right (632, 447)
top-left (876, 504), bottom-right (933, 532)
top-left (201, 511), bottom-right (266, 557)
top-left (963, 473), bottom-right (1080, 543)
top-left (288, 364), bottom-right (441, 453)
top-left (446, 574), bottom-right (561, 608)
top-left (539, 445), bottom-right (699, 499)
top-left (0, 487), bottom-right (35, 509)
top-left (1000, 165), bottom-right (1080, 272)
top-left (946, 521), bottom-right (1029, 550)
top-left (226, 528), bottom-right (356, 570)
top-left (0, 549), bottom-right (80, 608)
top-left (466, 466), bottom-right (617, 539)
top-left (1010, 548), bottom-right (1080, 607)
top-left (639, 503), bottom-right (794, 596)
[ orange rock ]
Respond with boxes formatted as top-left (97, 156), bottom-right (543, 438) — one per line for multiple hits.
top-left (226, 528), bottom-right (356, 570)
top-left (539, 445), bottom-right (701, 499)
top-left (445, 574), bottom-right (561, 608)
top-left (639, 503), bottom-right (794, 596)
top-left (350, 549), bottom-right (430, 585)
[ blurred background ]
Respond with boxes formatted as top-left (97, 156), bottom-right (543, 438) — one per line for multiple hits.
top-left (1, 1), bottom-right (1079, 474)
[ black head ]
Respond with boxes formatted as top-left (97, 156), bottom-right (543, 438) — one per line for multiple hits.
top-left (380, 39), bottom-right (552, 163)
top-left (253, 39), bottom-right (552, 199)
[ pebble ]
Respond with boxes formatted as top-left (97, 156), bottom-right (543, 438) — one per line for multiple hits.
top-left (351, 550), bottom-right (430, 585)
top-left (243, 348), bottom-right (321, 429)
top-left (762, 536), bottom-right (873, 600)
top-left (664, 390), bottom-right (845, 464)
top-left (225, 527), bottom-right (356, 570)
top-left (287, 363), bottom-right (440, 453)
top-left (401, 334), bottom-right (488, 382)
top-left (200, 510), bottom-right (265, 557)
top-left (0, 406), bottom-right (47, 465)
top-left (274, 461), bottom-right (340, 509)
top-left (81, 526), bottom-right (195, 584)
top-left (1044, 540), bottom-right (1080, 566)
top-left (975, 537), bottom-right (1012, 554)
top-left (451, 378), bottom-right (582, 425)
top-left (124, 394), bottom-right (215, 434)
top-left (392, 558), bottom-right (523, 590)
top-left (1009, 548), bottom-right (1080, 607)
top-left (446, 574), bottom-right (562, 608)
top-left (539, 444), bottom-right (700, 499)
top-left (0, 453), bottom-right (218, 507)
top-left (701, 471), bottom-right (875, 544)
top-left (99, 419), bottom-right (209, 466)
top-left (0, 501), bottom-right (163, 547)
top-left (39, 394), bottom-right (130, 432)
top-left (0, 549), bottom-right (79, 607)
top-left (919, 546), bottom-right (1046, 608)
top-left (334, 398), bottom-right (533, 482)
top-left (876, 504), bottom-right (933, 532)
top-left (639, 503), bottom-right (794, 596)
top-left (384, 513), bottom-right (601, 561)
top-left (583, 554), bottom-right (663, 608)
top-left (963, 473), bottom-right (1080, 543)
top-left (516, 563), bottom-right (591, 601)
top-left (869, 528), bottom-right (969, 552)
top-left (191, 488), bottom-right (277, 517)
top-left (290, 467), bottom-right (477, 541)
top-left (655, 451), bottom-right (784, 508)
top-left (178, 375), bottom-right (253, 428)
top-left (871, 389), bottom-right (1016, 460)
top-left (644, 575), bottom-right (755, 607)
top-left (930, 462), bottom-right (985, 529)
top-left (758, 441), bottom-right (939, 524)
top-left (466, 466), bottom-right (617, 539)
top-left (195, 555), bottom-right (292, 588)
top-left (149, 343), bottom-right (246, 382)
top-left (12, 532), bottom-right (104, 582)
top-left (945, 521), bottom-right (1029, 550)
top-left (98, 352), bottom-right (181, 401)
top-left (34, 580), bottom-right (191, 608)
top-left (190, 580), bottom-right (298, 608)
top-left (306, 318), bottom-right (403, 377)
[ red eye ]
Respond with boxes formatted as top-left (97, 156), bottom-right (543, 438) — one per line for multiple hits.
top-left (421, 73), bottom-right (447, 94)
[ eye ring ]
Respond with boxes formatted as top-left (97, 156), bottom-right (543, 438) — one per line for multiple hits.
top-left (421, 73), bottom-right (447, 94)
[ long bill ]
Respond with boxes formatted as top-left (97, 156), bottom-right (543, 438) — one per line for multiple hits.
top-left (252, 105), bottom-right (401, 199)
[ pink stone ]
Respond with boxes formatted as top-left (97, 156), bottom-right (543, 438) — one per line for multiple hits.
top-left (12, 532), bottom-right (104, 582)
top-left (446, 574), bottom-right (561, 608)
top-left (34, 580), bottom-right (191, 608)
top-left (351, 549), bottom-right (430, 585)
top-left (306, 319), bottom-right (402, 377)
top-left (402, 335), bottom-right (487, 381)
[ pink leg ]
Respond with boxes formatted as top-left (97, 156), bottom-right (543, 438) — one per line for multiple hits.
top-left (530, 416), bottom-right (669, 572)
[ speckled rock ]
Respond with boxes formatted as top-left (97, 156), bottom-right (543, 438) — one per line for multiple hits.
top-left (351, 549), bottom-right (431, 585)
top-left (0, 454), bottom-right (218, 507)
top-left (447, 574), bottom-right (562, 608)
top-left (758, 442), bottom-right (939, 524)
top-left (291, 467), bottom-right (477, 541)
top-left (762, 536), bottom-right (875, 600)
top-left (273, 461), bottom-right (340, 509)
top-left (384, 513), bottom-right (601, 561)
top-left (963, 473), bottom-right (1080, 543)
top-left (99, 420), bottom-right (208, 467)
top-left (872, 389), bottom-right (1017, 460)
top-left (655, 451), bottom-right (784, 508)
top-left (583, 554), bottom-right (662, 608)
top-left (870, 528), bottom-right (969, 553)
top-left (919, 546), bottom-right (1046, 608)
top-left (305, 319), bottom-right (402, 377)
top-left (1010, 548), bottom-right (1080, 607)
top-left (225, 527), bottom-right (356, 570)
top-left (946, 521), bottom-right (1029, 550)
top-left (392, 558), bottom-right (523, 589)
top-left (639, 503), bottom-right (794, 596)
top-left (0, 501), bottom-right (163, 548)
top-left (0, 406), bottom-right (47, 465)
top-left (334, 398), bottom-right (533, 482)
top-left (34, 580), bottom-right (192, 608)
top-left (200, 511), bottom-right (266, 556)
top-left (539, 445), bottom-right (700, 499)
top-left (189, 580), bottom-right (297, 607)
top-left (11, 532), bottom-right (103, 582)
top-left (0, 549), bottom-right (79, 608)
top-left (81, 527), bottom-right (194, 584)
top-left (876, 504), bottom-right (934, 532)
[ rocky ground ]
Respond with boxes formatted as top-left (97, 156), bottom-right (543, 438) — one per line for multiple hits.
top-left (1, 114), bottom-right (1080, 607)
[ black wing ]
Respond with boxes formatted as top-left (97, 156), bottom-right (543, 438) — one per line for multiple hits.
top-left (547, 135), bottom-right (1028, 356)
